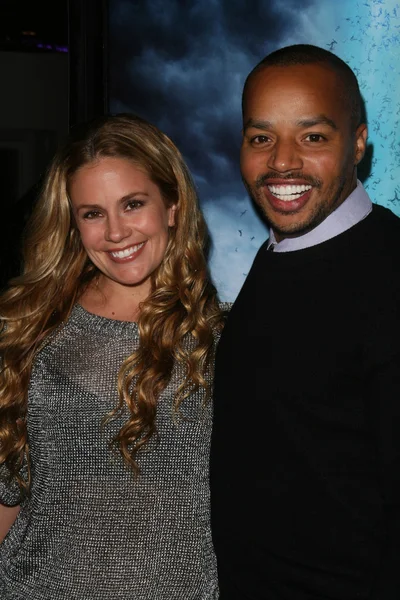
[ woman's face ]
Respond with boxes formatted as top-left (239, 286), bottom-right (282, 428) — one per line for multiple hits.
top-left (70, 157), bottom-right (176, 301)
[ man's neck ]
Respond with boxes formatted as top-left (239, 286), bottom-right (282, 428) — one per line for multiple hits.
top-left (268, 180), bottom-right (372, 253)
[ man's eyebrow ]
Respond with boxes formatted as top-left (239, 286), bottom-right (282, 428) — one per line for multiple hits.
top-left (296, 115), bottom-right (338, 130)
top-left (243, 115), bottom-right (338, 132)
top-left (243, 118), bottom-right (273, 132)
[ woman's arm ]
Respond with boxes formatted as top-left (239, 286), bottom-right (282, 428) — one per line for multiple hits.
top-left (0, 503), bottom-right (20, 543)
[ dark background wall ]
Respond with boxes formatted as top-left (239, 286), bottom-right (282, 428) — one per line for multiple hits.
top-left (0, 0), bottom-right (69, 288)
top-left (0, 52), bottom-right (68, 205)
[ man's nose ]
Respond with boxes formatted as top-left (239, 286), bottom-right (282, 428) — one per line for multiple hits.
top-left (267, 139), bottom-right (303, 172)
top-left (105, 215), bottom-right (132, 243)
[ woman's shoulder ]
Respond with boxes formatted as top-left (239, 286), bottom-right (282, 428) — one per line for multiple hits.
top-left (210, 302), bottom-right (232, 341)
top-left (218, 302), bottom-right (232, 325)
top-left (219, 301), bottom-right (233, 312)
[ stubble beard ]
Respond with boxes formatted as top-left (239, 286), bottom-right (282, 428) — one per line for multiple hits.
top-left (243, 171), bottom-right (350, 240)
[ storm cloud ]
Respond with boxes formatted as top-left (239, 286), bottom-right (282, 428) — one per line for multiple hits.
top-left (109, 0), bottom-right (400, 299)
top-left (109, 0), bottom-right (316, 202)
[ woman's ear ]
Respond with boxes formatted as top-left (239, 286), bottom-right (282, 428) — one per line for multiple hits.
top-left (168, 204), bottom-right (177, 227)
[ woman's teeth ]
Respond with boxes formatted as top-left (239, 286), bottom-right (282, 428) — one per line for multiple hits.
top-left (268, 184), bottom-right (312, 201)
top-left (110, 242), bottom-right (145, 258)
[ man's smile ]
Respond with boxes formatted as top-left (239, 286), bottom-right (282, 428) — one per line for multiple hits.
top-left (267, 183), bottom-right (312, 201)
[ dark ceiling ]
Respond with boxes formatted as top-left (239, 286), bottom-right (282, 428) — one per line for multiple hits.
top-left (0, 0), bottom-right (68, 49)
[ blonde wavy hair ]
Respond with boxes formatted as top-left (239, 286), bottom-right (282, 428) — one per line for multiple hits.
top-left (0, 114), bottom-right (223, 491)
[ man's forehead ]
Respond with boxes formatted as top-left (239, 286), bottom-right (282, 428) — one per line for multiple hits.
top-left (243, 63), bottom-right (348, 118)
top-left (248, 62), bottom-right (341, 90)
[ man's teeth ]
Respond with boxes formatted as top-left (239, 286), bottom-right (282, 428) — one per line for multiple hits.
top-left (268, 184), bottom-right (312, 201)
top-left (110, 242), bottom-right (145, 258)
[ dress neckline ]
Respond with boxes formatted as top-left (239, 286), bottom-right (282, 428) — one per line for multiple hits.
top-left (69, 303), bottom-right (139, 336)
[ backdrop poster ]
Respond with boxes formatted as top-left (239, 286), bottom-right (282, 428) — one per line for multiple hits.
top-left (109, 0), bottom-right (400, 301)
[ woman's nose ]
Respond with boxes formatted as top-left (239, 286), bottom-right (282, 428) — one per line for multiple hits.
top-left (105, 215), bottom-right (132, 243)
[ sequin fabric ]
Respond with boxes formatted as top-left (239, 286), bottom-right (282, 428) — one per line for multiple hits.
top-left (0, 304), bottom-right (219, 599)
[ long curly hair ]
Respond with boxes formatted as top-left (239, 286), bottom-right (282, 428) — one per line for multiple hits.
top-left (0, 114), bottom-right (222, 491)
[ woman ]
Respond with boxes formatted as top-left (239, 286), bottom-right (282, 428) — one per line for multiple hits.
top-left (0, 114), bottom-right (223, 599)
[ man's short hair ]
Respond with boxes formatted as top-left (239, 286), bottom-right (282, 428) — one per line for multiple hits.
top-left (243, 44), bottom-right (363, 130)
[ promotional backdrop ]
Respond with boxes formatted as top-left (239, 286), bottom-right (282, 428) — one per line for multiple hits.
top-left (109, 0), bottom-right (400, 300)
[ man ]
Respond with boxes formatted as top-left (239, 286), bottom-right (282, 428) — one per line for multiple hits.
top-left (210, 44), bottom-right (400, 600)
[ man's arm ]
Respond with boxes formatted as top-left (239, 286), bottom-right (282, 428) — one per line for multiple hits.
top-left (367, 352), bottom-right (400, 599)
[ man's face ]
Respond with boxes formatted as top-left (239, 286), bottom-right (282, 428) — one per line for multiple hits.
top-left (241, 63), bottom-right (367, 241)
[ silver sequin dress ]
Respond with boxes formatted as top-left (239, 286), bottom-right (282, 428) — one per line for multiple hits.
top-left (0, 304), bottom-right (219, 599)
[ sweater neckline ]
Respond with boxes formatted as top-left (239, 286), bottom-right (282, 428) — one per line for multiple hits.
top-left (260, 207), bottom-right (378, 269)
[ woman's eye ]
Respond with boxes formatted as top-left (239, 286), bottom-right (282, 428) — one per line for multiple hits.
top-left (126, 200), bottom-right (143, 211)
top-left (83, 211), bottom-right (101, 219)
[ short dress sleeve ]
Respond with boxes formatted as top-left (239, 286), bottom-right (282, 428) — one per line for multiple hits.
top-left (0, 331), bottom-right (26, 507)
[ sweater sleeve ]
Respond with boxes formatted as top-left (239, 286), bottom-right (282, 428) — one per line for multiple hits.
top-left (367, 351), bottom-right (400, 599)
top-left (363, 248), bottom-right (400, 599)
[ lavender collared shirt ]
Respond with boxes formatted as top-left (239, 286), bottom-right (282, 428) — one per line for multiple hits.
top-left (267, 180), bottom-right (372, 252)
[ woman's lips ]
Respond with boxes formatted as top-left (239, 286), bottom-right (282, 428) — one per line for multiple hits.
top-left (107, 241), bottom-right (146, 262)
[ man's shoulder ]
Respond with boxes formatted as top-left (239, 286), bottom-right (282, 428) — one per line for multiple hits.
top-left (370, 202), bottom-right (400, 228)
top-left (360, 204), bottom-right (400, 278)
top-left (367, 203), bottom-right (400, 248)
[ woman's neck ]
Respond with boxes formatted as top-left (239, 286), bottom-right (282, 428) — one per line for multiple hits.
top-left (78, 276), bottom-right (150, 322)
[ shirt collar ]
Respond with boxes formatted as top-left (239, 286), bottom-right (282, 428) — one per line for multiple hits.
top-left (267, 180), bottom-right (372, 252)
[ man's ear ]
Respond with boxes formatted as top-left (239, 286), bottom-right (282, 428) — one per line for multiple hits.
top-left (354, 124), bottom-right (368, 165)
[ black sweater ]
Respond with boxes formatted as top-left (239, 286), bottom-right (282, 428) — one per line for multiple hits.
top-left (211, 205), bottom-right (400, 600)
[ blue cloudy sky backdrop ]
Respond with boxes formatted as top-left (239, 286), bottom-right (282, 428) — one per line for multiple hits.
top-left (109, 0), bottom-right (400, 300)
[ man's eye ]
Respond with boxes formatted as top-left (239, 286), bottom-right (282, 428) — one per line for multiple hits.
top-left (305, 134), bottom-right (325, 142)
top-left (251, 135), bottom-right (270, 145)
